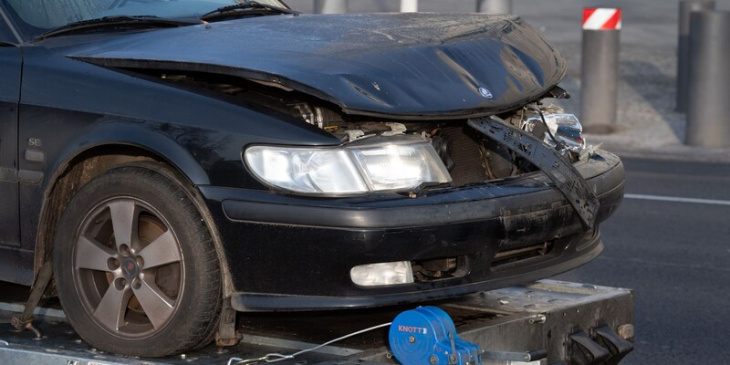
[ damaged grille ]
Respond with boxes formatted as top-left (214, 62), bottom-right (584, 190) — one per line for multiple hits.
top-left (435, 125), bottom-right (489, 186)
top-left (431, 123), bottom-right (538, 187)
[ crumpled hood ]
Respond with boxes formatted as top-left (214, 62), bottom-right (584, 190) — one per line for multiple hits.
top-left (70, 13), bottom-right (566, 118)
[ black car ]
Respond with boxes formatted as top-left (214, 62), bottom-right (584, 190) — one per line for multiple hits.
top-left (0, 0), bottom-right (624, 357)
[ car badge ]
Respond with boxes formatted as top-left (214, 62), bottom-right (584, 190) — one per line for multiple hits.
top-left (479, 87), bottom-right (494, 99)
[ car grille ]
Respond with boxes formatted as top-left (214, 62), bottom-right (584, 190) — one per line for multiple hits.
top-left (437, 124), bottom-right (490, 187)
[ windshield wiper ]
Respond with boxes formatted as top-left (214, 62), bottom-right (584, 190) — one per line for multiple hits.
top-left (200, 1), bottom-right (299, 21)
top-left (37, 16), bottom-right (201, 40)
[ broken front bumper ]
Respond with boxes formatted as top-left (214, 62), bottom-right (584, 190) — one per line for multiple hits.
top-left (199, 150), bottom-right (624, 312)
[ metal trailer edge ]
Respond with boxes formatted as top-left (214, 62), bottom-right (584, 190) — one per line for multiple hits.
top-left (0, 279), bottom-right (634, 365)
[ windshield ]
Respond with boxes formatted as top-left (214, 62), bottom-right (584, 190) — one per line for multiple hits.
top-left (1, 0), bottom-right (291, 40)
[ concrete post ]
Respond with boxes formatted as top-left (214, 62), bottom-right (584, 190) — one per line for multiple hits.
top-left (580, 8), bottom-right (621, 133)
top-left (686, 11), bottom-right (730, 147)
top-left (676, 1), bottom-right (715, 113)
top-left (314, 0), bottom-right (346, 14)
top-left (401, 0), bottom-right (418, 13)
top-left (477, 0), bottom-right (513, 14)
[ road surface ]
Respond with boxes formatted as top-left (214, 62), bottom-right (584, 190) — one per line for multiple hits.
top-left (556, 156), bottom-right (730, 364)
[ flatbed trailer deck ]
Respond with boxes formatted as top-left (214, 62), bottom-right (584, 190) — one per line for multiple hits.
top-left (0, 280), bottom-right (634, 365)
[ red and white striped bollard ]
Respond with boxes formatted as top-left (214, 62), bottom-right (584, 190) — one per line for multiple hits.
top-left (580, 8), bottom-right (621, 133)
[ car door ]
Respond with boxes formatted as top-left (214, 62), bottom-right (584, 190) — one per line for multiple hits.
top-left (0, 13), bottom-right (21, 248)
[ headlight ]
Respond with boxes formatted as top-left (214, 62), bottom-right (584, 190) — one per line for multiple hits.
top-left (244, 136), bottom-right (452, 195)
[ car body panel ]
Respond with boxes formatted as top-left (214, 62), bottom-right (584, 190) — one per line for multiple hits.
top-left (1, 35), bottom-right (341, 282)
top-left (0, 42), bottom-right (31, 285)
top-left (0, 44), bottom-right (20, 248)
top-left (0, 4), bottom-right (31, 281)
top-left (70, 13), bottom-right (566, 118)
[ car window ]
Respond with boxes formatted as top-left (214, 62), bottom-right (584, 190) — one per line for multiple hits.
top-left (0, 6), bottom-right (17, 43)
top-left (0, 20), bottom-right (12, 44)
top-left (6, 0), bottom-right (115, 29)
top-left (1, 0), bottom-right (290, 40)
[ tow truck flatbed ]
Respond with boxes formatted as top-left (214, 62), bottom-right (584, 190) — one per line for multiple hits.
top-left (0, 280), bottom-right (634, 365)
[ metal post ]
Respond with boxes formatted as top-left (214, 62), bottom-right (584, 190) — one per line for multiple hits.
top-left (476, 0), bottom-right (512, 14)
top-left (676, 1), bottom-right (715, 113)
top-left (401, 0), bottom-right (418, 13)
top-left (686, 11), bottom-right (730, 147)
top-left (580, 8), bottom-right (621, 133)
top-left (314, 0), bottom-right (346, 14)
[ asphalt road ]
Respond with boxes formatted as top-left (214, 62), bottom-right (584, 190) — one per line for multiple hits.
top-left (555, 155), bottom-right (730, 364)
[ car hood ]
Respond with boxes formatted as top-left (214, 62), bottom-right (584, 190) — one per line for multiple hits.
top-left (70, 13), bottom-right (566, 118)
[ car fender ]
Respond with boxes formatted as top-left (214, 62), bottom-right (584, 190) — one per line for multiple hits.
top-left (45, 120), bottom-right (210, 188)
top-left (31, 120), bottom-right (214, 281)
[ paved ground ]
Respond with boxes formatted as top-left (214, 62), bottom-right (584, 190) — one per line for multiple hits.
top-left (556, 156), bottom-right (730, 364)
top-left (287, 0), bottom-right (730, 161)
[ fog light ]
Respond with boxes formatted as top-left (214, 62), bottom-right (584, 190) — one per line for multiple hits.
top-left (351, 261), bottom-right (414, 286)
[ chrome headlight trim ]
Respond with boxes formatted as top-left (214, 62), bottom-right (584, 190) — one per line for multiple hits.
top-left (525, 113), bottom-right (586, 152)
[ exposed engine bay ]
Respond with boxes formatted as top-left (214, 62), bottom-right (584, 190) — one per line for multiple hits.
top-left (294, 103), bottom-right (588, 187)
top-left (154, 71), bottom-right (590, 188)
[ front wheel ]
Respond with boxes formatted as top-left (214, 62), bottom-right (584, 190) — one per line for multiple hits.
top-left (54, 164), bottom-right (221, 357)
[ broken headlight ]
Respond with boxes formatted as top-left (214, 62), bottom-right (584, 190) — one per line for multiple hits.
top-left (244, 136), bottom-right (452, 195)
top-left (523, 113), bottom-right (586, 152)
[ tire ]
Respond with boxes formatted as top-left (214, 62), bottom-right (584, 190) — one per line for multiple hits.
top-left (54, 164), bottom-right (221, 357)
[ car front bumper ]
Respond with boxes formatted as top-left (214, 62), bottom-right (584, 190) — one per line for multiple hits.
top-left (199, 151), bottom-right (624, 311)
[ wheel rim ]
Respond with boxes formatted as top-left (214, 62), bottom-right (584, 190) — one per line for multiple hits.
top-left (72, 197), bottom-right (184, 338)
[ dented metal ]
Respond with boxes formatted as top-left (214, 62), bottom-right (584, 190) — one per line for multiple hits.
top-left (71, 13), bottom-right (566, 118)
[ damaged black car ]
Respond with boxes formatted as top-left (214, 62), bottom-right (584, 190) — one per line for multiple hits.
top-left (0, 0), bottom-right (624, 357)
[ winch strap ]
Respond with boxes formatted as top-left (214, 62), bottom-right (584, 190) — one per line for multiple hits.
top-left (11, 258), bottom-right (54, 338)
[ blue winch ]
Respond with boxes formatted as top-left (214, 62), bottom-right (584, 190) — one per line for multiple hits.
top-left (389, 306), bottom-right (482, 365)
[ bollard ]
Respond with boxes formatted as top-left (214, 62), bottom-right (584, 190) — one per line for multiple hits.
top-left (686, 11), bottom-right (730, 147)
top-left (580, 8), bottom-right (621, 134)
top-left (676, 1), bottom-right (715, 113)
top-left (314, 0), bottom-right (346, 14)
top-left (401, 0), bottom-right (418, 13)
top-left (476, 0), bottom-right (512, 14)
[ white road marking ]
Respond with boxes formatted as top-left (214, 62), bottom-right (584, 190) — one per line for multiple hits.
top-left (624, 194), bottom-right (730, 206)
